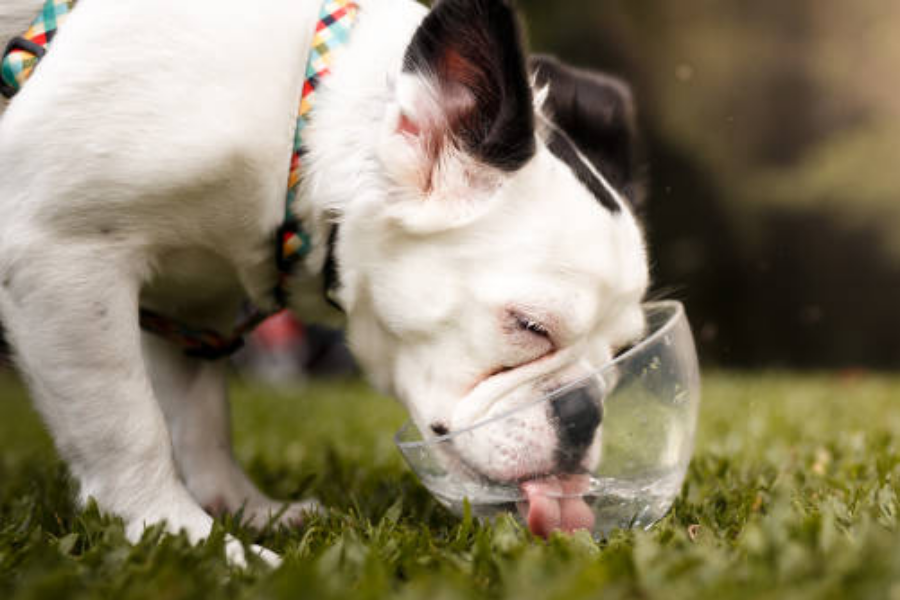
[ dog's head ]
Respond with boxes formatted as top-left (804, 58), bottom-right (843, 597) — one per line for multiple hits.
top-left (323, 0), bottom-right (649, 483)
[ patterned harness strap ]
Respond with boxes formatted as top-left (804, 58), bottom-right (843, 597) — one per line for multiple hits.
top-left (2, 0), bottom-right (359, 360)
top-left (1, 0), bottom-right (75, 98)
top-left (277, 0), bottom-right (359, 302)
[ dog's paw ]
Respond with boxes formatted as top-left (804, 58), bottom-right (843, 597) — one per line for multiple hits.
top-left (122, 501), bottom-right (281, 568)
top-left (243, 498), bottom-right (324, 530)
top-left (224, 536), bottom-right (281, 569)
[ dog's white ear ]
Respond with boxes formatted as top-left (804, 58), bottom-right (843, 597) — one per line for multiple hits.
top-left (380, 0), bottom-right (535, 198)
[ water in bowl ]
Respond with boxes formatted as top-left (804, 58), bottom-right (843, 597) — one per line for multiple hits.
top-left (419, 466), bottom-right (686, 537)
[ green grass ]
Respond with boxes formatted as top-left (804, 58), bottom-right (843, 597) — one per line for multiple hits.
top-left (1, 370), bottom-right (899, 599)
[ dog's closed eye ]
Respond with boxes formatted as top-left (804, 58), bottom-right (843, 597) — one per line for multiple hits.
top-left (488, 310), bottom-right (557, 377)
top-left (505, 310), bottom-right (555, 348)
top-left (516, 315), bottom-right (549, 338)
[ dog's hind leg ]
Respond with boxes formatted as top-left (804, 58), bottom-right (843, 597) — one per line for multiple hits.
top-left (144, 334), bottom-right (321, 529)
top-left (0, 243), bottom-right (276, 566)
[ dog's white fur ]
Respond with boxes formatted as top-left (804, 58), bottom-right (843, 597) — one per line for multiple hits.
top-left (0, 0), bottom-right (649, 563)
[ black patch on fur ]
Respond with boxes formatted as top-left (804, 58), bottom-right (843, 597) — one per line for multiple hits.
top-left (403, 0), bottom-right (535, 171)
top-left (322, 225), bottom-right (343, 313)
top-left (531, 55), bottom-right (643, 210)
top-left (0, 322), bottom-right (9, 369)
top-left (431, 423), bottom-right (449, 436)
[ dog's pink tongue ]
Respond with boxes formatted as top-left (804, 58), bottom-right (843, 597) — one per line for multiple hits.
top-left (519, 477), bottom-right (595, 539)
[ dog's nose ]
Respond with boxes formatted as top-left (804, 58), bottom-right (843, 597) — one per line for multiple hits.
top-left (551, 384), bottom-right (603, 469)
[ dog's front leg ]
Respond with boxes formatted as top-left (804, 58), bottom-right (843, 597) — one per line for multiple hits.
top-left (144, 333), bottom-right (321, 529)
top-left (0, 244), bottom-right (275, 565)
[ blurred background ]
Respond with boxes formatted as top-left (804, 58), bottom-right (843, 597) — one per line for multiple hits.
top-left (517, 0), bottom-right (900, 369)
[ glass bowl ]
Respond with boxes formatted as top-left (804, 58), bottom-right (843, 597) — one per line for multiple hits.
top-left (395, 301), bottom-right (700, 538)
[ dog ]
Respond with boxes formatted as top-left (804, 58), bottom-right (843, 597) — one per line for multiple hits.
top-left (0, 0), bottom-right (649, 562)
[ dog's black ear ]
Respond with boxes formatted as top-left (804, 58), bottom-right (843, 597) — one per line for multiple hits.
top-left (401, 0), bottom-right (535, 173)
top-left (531, 55), bottom-right (644, 208)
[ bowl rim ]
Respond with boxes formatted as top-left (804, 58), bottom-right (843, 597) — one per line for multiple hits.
top-left (395, 300), bottom-right (689, 450)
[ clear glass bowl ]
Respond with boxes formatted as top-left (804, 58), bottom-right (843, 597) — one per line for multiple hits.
top-left (395, 301), bottom-right (700, 538)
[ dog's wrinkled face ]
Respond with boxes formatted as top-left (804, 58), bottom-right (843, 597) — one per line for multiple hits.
top-left (337, 0), bottom-right (649, 483)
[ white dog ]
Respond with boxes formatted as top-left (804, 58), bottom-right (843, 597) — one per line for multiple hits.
top-left (0, 0), bottom-right (649, 562)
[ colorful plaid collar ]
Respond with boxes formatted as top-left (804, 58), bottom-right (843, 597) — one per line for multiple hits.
top-left (276, 0), bottom-right (359, 303)
top-left (2, 0), bottom-right (359, 359)
top-left (0, 0), bottom-right (75, 98)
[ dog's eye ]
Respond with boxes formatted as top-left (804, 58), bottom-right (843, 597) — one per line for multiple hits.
top-left (504, 310), bottom-right (556, 351)
top-left (516, 316), bottom-right (549, 338)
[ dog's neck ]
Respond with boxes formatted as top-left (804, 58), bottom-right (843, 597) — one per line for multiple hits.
top-left (282, 0), bottom-right (427, 321)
